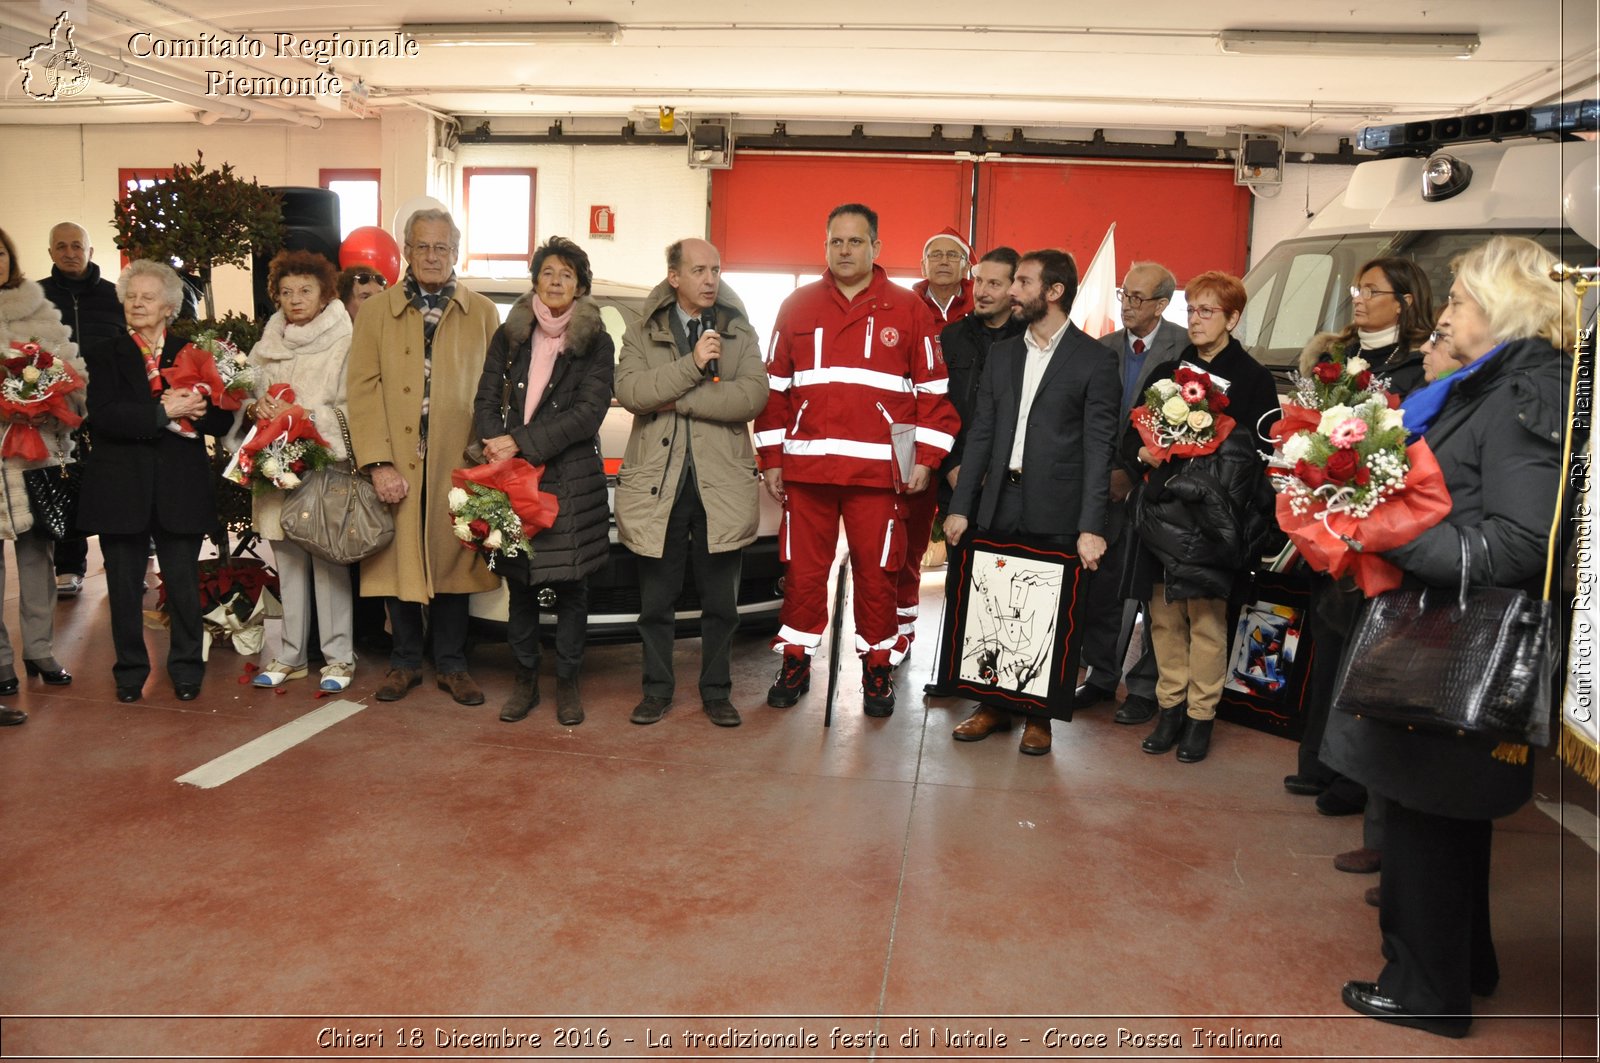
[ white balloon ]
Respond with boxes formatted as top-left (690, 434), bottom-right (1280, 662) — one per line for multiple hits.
top-left (390, 195), bottom-right (450, 241)
top-left (1563, 150), bottom-right (1599, 248)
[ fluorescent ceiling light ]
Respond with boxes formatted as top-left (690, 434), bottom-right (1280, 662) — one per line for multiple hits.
top-left (401, 22), bottom-right (619, 45)
top-left (1217, 30), bottom-right (1479, 59)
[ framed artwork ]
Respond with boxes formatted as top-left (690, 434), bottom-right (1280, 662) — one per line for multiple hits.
top-left (937, 534), bottom-right (1086, 721)
top-left (1216, 567), bottom-right (1316, 740)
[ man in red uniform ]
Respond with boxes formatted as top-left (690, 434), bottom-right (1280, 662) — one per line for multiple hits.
top-left (756, 204), bottom-right (959, 717)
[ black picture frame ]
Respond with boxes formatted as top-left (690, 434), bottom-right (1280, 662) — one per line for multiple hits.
top-left (936, 533), bottom-right (1087, 721)
top-left (1215, 568), bottom-right (1316, 740)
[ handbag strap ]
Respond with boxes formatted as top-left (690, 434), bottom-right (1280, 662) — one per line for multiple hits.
top-left (332, 407), bottom-right (357, 466)
top-left (1454, 528), bottom-right (1472, 611)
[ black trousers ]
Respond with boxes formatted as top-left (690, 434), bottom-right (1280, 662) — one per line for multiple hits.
top-left (102, 531), bottom-right (205, 690)
top-left (506, 578), bottom-right (588, 679)
top-left (387, 593), bottom-right (469, 672)
top-left (1376, 796), bottom-right (1497, 1017)
top-left (1296, 580), bottom-right (1369, 807)
top-left (54, 535), bottom-right (88, 578)
top-left (636, 479), bottom-right (741, 701)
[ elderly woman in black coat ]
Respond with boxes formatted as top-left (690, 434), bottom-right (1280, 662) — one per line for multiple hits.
top-left (1325, 235), bottom-right (1573, 1038)
top-left (474, 236), bottom-right (613, 728)
top-left (78, 260), bottom-right (234, 703)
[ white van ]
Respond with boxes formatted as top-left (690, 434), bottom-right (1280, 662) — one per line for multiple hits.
top-left (462, 276), bottom-right (785, 640)
top-left (1239, 109), bottom-right (1597, 376)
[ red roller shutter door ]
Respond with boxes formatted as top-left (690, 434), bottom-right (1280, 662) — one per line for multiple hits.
top-left (711, 154), bottom-right (974, 273)
top-left (976, 160), bottom-right (1251, 285)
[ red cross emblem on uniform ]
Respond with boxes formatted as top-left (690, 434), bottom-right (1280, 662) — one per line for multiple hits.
top-left (878, 326), bottom-right (900, 347)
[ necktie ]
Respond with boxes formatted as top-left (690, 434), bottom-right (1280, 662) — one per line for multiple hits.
top-left (686, 319), bottom-right (702, 349)
top-left (1133, 338), bottom-right (1146, 355)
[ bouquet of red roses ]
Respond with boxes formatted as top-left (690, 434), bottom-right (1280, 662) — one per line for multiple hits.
top-left (0, 339), bottom-right (85, 462)
top-left (448, 459), bottom-right (561, 567)
top-left (1269, 351), bottom-right (1452, 595)
top-left (221, 383), bottom-right (335, 493)
top-left (1130, 363), bottom-right (1235, 462)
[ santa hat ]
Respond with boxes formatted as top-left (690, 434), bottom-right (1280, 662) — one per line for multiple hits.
top-left (923, 227), bottom-right (972, 260)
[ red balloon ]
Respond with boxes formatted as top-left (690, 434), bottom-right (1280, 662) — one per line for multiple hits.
top-left (339, 226), bottom-right (402, 285)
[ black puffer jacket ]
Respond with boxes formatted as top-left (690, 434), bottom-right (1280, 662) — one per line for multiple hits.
top-left (473, 294), bottom-right (614, 586)
top-left (1131, 427), bottom-right (1273, 601)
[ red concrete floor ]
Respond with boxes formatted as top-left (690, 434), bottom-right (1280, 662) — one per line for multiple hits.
top-left (0, 543), bottom-right (1596, 1062)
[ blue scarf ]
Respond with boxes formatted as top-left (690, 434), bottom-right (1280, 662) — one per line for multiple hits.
top-left (1400, 341), bottom-right (1506, 437)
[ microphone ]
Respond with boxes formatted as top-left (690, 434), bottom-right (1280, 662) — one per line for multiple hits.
top-left (701, 308), bottom-right (721, 382)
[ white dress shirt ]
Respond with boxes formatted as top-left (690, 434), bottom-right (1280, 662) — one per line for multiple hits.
top-left (1008, 318), bottom-right (1069, 472)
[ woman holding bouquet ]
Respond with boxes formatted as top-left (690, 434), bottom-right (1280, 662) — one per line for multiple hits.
top-left (1325, 236), bottom-right (1572, 1038)
top-left (474, 237), bottom-right (613, 726)
top-left (242, 250), bottom-right (356, 691)
top-left (0, 226), bottom-right (86, 694)
top-left (1127, 271), bottom-right (1276, 763)
top-left (78, 260), bottom-right (233, 703)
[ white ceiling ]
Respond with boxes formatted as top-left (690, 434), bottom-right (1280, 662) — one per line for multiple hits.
top-left (2, 1), bottom-right (1597, 147)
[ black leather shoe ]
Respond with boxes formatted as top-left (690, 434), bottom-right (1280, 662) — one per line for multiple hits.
top-left (1317, 789), bottom-right (1366, 816)
top-left (0, 665), bottom-right (16, 697)
top-left (25, 658), bottom-right (72, 685)
top-left (1071, 682), bottom-right (1116, 709)
top-left (630, 695), bottom-right (672, 725)
top-left (117, 686), bottom-right (142, 703)
top-left (0, 707), bottom-right (26, 726)
top-left (702, 699), bottom-right (742, 727)
top-left (1113, 694), bottom-right (1158, 725)
top-left (1283, 773), bottom-right (1327, 796)
top-left (1340, 981), bottom-right (1469, 1039)
top-left (175, 683), bottom-right (201, 701)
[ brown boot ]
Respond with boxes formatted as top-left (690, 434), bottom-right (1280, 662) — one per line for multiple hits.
top-left (1019, 716), bottom-right (1052, 755)
top-left (499, 665), bottom-right (539, 722)
top-left (952, 704), bottom-right (1013, 741)
top-left (436, 671), bottom-right (485, 706)
top-left (556, 675), bottom-right (584, 726)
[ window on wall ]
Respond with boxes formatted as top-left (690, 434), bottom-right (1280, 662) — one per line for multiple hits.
top-left (116, 168), bottom-right (179, 267)
top-left (319, 169), bottom-right (381, 241)
top-left (462, 167), bottom-right (536, 277)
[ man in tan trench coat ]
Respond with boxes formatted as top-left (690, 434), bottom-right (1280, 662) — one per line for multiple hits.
top-left (346, 209), bottom-right (500, 705)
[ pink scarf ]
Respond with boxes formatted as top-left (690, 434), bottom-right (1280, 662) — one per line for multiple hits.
top-left (524, 298), bottom-right (572, 424)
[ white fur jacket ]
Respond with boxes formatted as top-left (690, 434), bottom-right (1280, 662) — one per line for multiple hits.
top-left (0, 279), bottom-right (88, 469)
top-left (241, 299), bottom-right (352, 540)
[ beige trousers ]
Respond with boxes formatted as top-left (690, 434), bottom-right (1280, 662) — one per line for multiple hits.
top-left (1147, 586), bottom-right (1230, 720)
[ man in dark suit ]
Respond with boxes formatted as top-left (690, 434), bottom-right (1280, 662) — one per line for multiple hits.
top-left (1078, 261), bottom-right (1191, 724)
top-left (942, 249), bottom-right (1120, 755)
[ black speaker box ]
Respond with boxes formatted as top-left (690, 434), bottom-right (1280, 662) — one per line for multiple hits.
top-left (253, 186), bottom-right (341, 320)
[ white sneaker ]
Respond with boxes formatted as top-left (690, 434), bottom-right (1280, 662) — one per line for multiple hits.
top-left (319, 662), bottom-right (354, 692)
top-left (55, 574), bottom-right (83, 597)
top-left (253, 660), bottom-right (309, 687)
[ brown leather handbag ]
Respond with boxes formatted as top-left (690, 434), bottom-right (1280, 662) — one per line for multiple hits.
top-left (278, 408), bottom-right (395, 565)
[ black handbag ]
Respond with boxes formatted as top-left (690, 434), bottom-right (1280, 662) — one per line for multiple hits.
top-left (1332, 529), bottom-right (1553, 747)
top-left (278, 409), bottom-right (395, 565)
top-left (23, 463), bottom-right (82, 541)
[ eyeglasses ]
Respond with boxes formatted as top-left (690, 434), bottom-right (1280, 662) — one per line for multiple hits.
top-left (1350, 285), bottom-right (1396, 300)
top-left (407, 243), bottom-right (455, 259)
top-left (351, 272), bottom-right (387, 286)
top-left (925, 249), bottom-right (966, 262)
top-left (1116, 288), bottom-right (1163, 307)
top-left (1425, 329), bottom-right (1447, 346)
top-left (1186, 304), bottom-right (1224, 320)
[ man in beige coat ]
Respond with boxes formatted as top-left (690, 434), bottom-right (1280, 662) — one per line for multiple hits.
top-left (346, 209), bottom-right (500, 705)
top-left (614, 238), bottom-right (768, 727)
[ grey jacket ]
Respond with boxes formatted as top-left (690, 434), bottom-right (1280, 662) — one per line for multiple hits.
top-left (1323, 337), bottom-right (1570, 820)
top-left (613, 280), bottom-right (767, 558)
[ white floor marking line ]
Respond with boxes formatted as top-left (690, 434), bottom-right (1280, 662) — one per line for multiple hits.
top-left (175, 699), bottom-right (367, 789)
top-left (1536, 799), bottom-right (1600, 853)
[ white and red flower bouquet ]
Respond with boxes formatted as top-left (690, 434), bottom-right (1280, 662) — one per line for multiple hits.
top-left (222, 383), bottom-right (335, 493)
top-left (1130, 363), bottom-right (1235, 461)
top-left (0, 339), bottom-right (85, 461)
top-left (162, 329), bottom-right (255, 434)
top-left (1269, 350), bottom-right (1452, 595)
top-left (448, 459), bottom-right (560, 568)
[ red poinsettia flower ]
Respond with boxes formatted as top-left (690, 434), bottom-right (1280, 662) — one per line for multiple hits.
top-left (1294, 459), bottom-right (1326, 488)
top-left (468, 518), bottom-right (490, 538)
top-left (1325, 449), bottom-right (1359, 482)
top-left (1313, 361), bottom-right (1343, 384)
